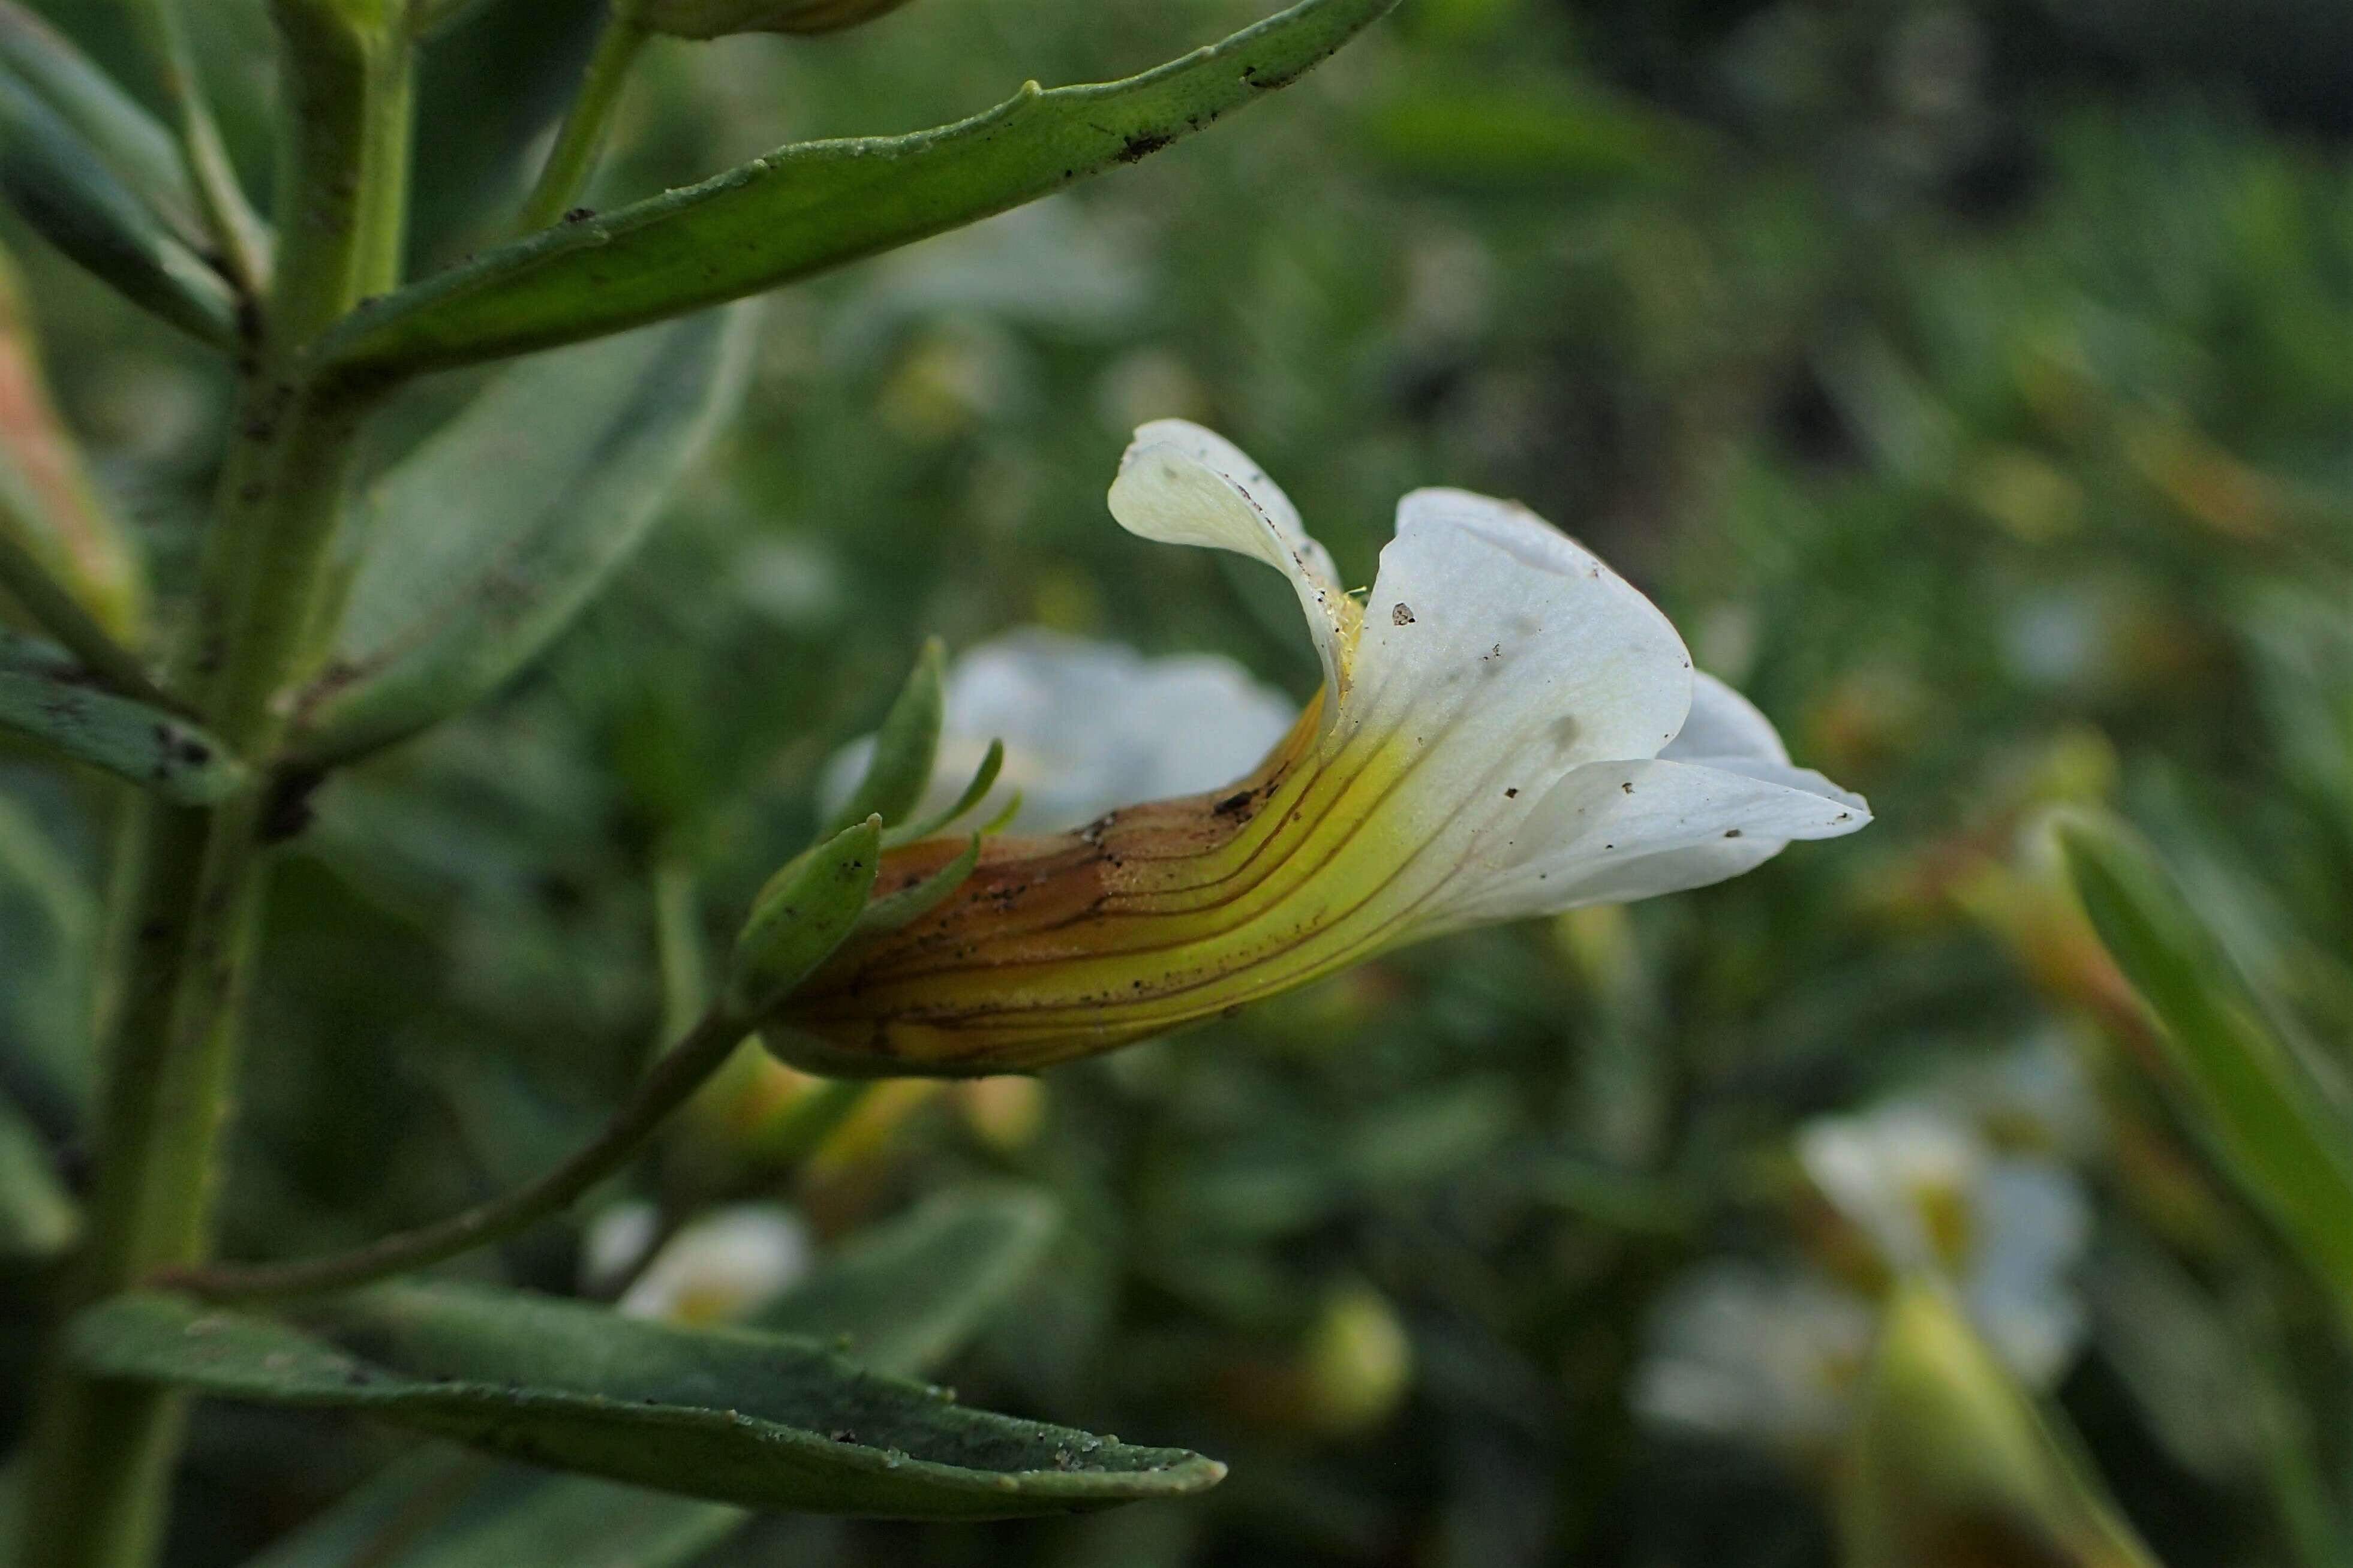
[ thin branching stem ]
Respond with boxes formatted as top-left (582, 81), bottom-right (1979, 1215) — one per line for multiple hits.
top-left (160, 1004), bottom-right (755, 1302)
top-left (515, 11), bottom-right (651, 234)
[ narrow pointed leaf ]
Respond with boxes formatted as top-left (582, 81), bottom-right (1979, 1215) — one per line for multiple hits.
top-left (239, 1451), bottom-right (743, 1568)
top-left (756, 1182), bottom-right (1062, 1376)
top-left (0, 240), bottom-right (148, 644)
top-left (0, 4), bottom-right (200, 241)
top-left (2059, 812), bottom-right (2353, 1320)
top-left (73, 1286), bottom-right (1225, 1518)
top-left (289, 306), bottom-right (754, 767)
top-left (0, 68), bottom-right (235, 347)
top-left (0, 631), bottom-right (245, 802)
top-left (826, 637), bottom-right (945, 836)
top-left (316, 0), bottom-right (1401, 378)
top-left (0, 1090), bottom-right (74, 1257)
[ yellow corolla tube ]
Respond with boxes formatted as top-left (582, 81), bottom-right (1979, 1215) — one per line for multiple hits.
top-left (773, 421), bottom-right (1871, 1075)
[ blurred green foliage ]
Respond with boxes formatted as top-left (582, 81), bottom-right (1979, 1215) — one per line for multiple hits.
top-left (1, 0), bottom-right (2348, 1564)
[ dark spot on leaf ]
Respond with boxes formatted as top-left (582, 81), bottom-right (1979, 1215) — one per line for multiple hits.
top-left (1118, 132), bottom-right (1174, 164)
top-left (563, 206), bottom-right (596, 223)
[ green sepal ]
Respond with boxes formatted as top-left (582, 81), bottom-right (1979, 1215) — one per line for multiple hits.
top-left (883, 737), bottom-right (1002, 849)
top-left (825, 637), bottom-right (945, 836)
top-left (725, 815), bottom-right (882, 1020)
top-left (853, 833), bottom-right (978, 940)
top-left (2057, 810), bottom-right (2353, 1323)
top-left (0, 67), bottom-right (236, 347)
top-left (70, 1284), bottom-right (1226, 1519)
top-left (0, 630), bottom-right (247, 803)
top-left (314, 0), bottom-right (1404, 378)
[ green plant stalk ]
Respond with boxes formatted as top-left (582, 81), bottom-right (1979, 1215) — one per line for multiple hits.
top-left (515, 11), bottom-right (650, 234)
top-left (164, 1005), bottom-right (753, 1302)
top-left (13, 7), bottom-right (411, 1564)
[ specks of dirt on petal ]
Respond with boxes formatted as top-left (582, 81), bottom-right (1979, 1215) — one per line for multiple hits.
top-left (1724, 828), bottom-right (1743, 838)
top-left (1392, 603), bottom-right (1415, 625)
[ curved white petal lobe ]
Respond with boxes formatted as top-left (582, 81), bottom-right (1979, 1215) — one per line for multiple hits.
top-left (1435, 756), bottom-right (1868, 929)
top-left (1108, 420), bottom-right (1351, 715)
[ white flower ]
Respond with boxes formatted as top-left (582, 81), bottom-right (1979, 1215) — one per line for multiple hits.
top-left (825, 628), bottom-right (1298, 835)
top-left (1632, 1262), bottom-right (1876, 1450)
top-left (776, 422), bottom-right (1870, 1074)
top-left (1797, 1101), bottom-right (2091, 1388)
top-left (611, 1204), bottom-right (813, 1326)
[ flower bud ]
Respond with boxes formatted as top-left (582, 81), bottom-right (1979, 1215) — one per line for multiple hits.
top-left (1839, 1281), bottom-right (2159, 1568)
top-left (618, 0), bottom-right (919, 40)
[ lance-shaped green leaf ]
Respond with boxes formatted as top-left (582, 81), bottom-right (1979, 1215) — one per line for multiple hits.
top-left (288, 306), bottom-right (754, 768)
top-left (0, 240), bottom-right (148, 646)
top-left (236, 1186), bottom-right (1065, 1564)
top-left (74, 1285), bottom-right (1225, 1518)
top-left (2059, 811), bottom-right (2353, 1324)
top-left (757, 1182), bottom-right (1062, 1377)
top-left (0, 630), bottom-right (245, 803)
top-left (0, 65), bottom-right (235, 347)
top-left (0, 1090), bottom-right (74, 1257)
top-left (826, 637), bottom-right (945, 836)
top-left (239, 1451), bottom-right (743, 1568)
top-left (315, 0), bottom-right (1400, 378)
top-left (0, 4), bottom-right (200, 242)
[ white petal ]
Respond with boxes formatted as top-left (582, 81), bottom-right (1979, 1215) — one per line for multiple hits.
top-left (618, 1205), bottom-right (813, 1325)
top-left (1430, 756), bottom-right (1870, 928)
top-left (1962, 1159), bottom-right (2092, 1387)
top-left (1795, 1104), bottom-right (1983, 1274)
top-left (1664, 672), bottom-right (1791, 765)
top-left (1632, 1262), bottom-right (1874, 1449)
top-left (822, 630), bottom-right (1300, 835)
top-left (1317, 490), bottom-right (1694, 929)
top-left (1107, 422), bottom-right (1349, 711)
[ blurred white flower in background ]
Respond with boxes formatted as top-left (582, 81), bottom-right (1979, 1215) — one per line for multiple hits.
top-left (1634, 1039), bottom-right (2100, 1455)
top-left (1633, 1263), bottom-right (1876, 1450)
top-left (584, 1202), bottom-right (814, 1326)
top-left (1798, 1097), bottom-right (2092, 1387)
top-left (825, 627), bottom-right (1299, 835)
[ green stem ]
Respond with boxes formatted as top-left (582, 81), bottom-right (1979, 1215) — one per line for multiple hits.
top-left (163, 1005), bottom-right (752, 1302)
top-left (353, 18), bottom-right (415, 296)
top-left (0, 527), bottom-right (182, 713)
top-left (13, 7), bottom-right (409, 1565)
top-left (515, 11), bottom-right (651, 234)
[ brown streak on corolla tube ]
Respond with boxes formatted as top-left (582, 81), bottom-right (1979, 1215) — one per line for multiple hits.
top-left (775, 701), bottom-right (1326, 1074)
